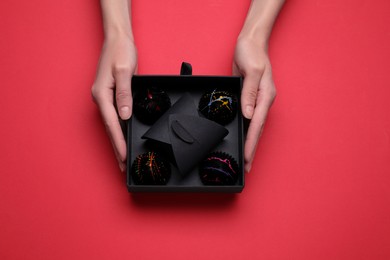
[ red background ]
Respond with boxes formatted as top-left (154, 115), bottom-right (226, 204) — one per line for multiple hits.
top-left (1, 0), bottom-right (390, 259)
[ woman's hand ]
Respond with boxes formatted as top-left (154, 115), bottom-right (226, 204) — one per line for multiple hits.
top-left (91, 34), bottom-right (137, 172)
top-left (234, 0), bottom-right (284, 172)
top-left (233, 36), bottom-right (276, 173)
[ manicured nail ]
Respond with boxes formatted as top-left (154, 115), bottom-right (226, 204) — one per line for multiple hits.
top-left (245, 105), bottom-right (254, 119)
top-left (120, 106), bottom-right (130, 119)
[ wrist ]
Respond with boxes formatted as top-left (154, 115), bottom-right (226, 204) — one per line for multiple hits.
top-left (238, 0), bottom-right (285, 52)
top-left (104, 24), bottom-right (134, 42)
top-left (237, 29), bottom-right (269, 52)
top-left (100, 0), bottom-right (133, 41)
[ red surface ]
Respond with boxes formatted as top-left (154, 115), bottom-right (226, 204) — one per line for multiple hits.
top-left (1, 0), bottom-right (390, 259)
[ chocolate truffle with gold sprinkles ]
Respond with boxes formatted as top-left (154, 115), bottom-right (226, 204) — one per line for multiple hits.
top-left (198, 89), bottom-right (237, 125)
top-left (133, 86), bottom-right (171, 125)
top-left (199, 151), bottom-right (239, 185)
top-left (131, 151), bottom-right (171, 185)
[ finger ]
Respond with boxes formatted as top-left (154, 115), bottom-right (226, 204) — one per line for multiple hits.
top-left (94, 88), bottom-right (127, 168)
top-left (241, 71), bottom-right (263, 120)
top-left (102, 102), bottom-right (127, 163)
top-left (244, 108), bottom-right (265, 173)
top-left (244, 74), bottom-right (276, 172)
top-left (114, 66), bottom-right (133, 120)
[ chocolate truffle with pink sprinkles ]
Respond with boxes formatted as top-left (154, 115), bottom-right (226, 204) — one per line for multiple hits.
top-left (199, 151), bottom-right (239, 185)
top-left (133, 86), bottom-right (171, 125)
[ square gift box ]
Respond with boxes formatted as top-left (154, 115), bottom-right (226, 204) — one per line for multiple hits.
top-left (126, 63), bottom-right (245, 192)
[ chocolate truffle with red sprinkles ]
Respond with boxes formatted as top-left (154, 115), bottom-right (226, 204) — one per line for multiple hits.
top-left (198, 89), bottom-right (237, 125)
top-left (133, 86), bottom-right (171, 125)
top-left (199, 151), bottom-right (239, 185)
top-left (131, 151), bottom-right (171, 185)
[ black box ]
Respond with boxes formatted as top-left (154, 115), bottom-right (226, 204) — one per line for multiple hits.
top-left (126, 72), bottom-right (244, 192)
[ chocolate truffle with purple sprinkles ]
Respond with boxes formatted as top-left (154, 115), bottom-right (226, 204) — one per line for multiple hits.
top-left (131, 151), bottom-right (171, 185)
top-left (133, 86), bottom-right (171, 125)
top-left (198, 89), bottom-right (237, 125)
top-left (199, 151), bottom-right (239, 185)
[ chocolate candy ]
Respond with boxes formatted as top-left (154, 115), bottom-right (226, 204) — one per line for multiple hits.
top-left (199, 151), bottom-right (239, 185)
top-left (131, 151), bottom-right (171, 185)
top-left (198, 89), bottom-right (237, 125)
top-left (133, 86), bottom-right (171, 125)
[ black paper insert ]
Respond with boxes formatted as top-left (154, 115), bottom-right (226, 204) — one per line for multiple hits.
top-left (142, 93), bottom-right (228, 175)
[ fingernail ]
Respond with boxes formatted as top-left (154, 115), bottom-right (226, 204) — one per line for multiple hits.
top-left (119, 162), bottom-right (126, 172)
top-left (245, 164), bottom-right (252, 173)
top-left (120, 106), bottom-right (130, 119)
top-left (245, 105), bottom-right (254, 119)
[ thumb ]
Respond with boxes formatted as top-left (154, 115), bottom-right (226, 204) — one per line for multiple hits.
top-left (114, 67), bottom-right (133, 120)
top-left (241, 72), bottom-right (262, 119)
